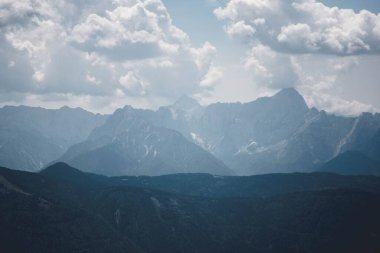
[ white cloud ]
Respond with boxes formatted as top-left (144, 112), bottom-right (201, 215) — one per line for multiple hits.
top-left (277, 23), bottom-right (320, 52)
top-left (0, 0), bottom-right (221, 112)
top-left (225, 20), bottom-right (256, 39)
top-left (292, 55), bottom-right (378, 115)
top-left (5, 18), bottom-right (66, 84)
top-left (293, 55), bottom-right (359, 92)
top-left (190, 41), bottom-right (217, 73)
top-left (70, 0), bottom-right (188, 60)
top-left (86, 72), bottom-right (102, 85)
top-left (0, 0), bottom-right (57, 26)
top-left (213, 0), bottom-right (380, 115)
top-left (215, 0), bottom-right (380, 55)
top-left (200, 65), bottom-right (223, 88)
top-left (244, 44), bottom-right (299, 89)
top-left (303, 92), bottom-right (377, 116)
top-left (119, 71), bottom-right (148, 96)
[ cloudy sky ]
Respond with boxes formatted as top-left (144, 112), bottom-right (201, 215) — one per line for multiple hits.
top-left (0, 0), bottom-right (380, 115)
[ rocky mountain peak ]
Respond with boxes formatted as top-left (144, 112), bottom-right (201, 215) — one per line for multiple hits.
top-left (172, 95), bottom-right (201, 112)
top-left (272, 88), bottom-right (308, 111)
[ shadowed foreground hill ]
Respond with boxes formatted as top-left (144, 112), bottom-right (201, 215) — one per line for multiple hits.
top-left (1, 163), bottom-right (380, 253)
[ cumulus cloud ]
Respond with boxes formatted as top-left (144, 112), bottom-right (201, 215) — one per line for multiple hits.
top-left (292, 55), bottom-right (358, 91)
top-left (119, 71), bottom-right (148, 96)
top-left (70, 0), bottom-right (188, 60)
top-left (291, 55), bottom-right (379, 115)
top-left (225, 20), bottom-right (256, 39)
top-left (215, 0), bottom-right (380, 55)
top-left (0, 0), bottom-right (220, 112)
top-left (213, 0), bottom-right (380, 115)
top-left (244, 44), bottom-right (299, 89)
top-left (200, 65), bottom-right (223, 88)
top-left (303, 92), bottom-right (377, 116)
top-left (190, 41), bottom-right (217, 73)
top-left (0, 0), bottom-right (57, 26)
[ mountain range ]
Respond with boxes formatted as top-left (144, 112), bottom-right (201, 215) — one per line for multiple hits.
top-left (0, 106), bottom-right (107, 171)
top-left (1, 88), bottom-right (379, 176)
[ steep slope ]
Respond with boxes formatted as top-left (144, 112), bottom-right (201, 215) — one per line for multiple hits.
top-left (1, 164), bottom-right (380, 253)
top-left (0, 124), bottom-right (62, 170)
top-left (60, 107), bottom-right (231, 176)
top-left (150, 88), bottom-right (313, 174)
top-left (250, 110), bottom-right (357, 174)
top-left (364, 128), bottom-right (380, 161)
top-left (0, 106), bottom-right (107, 171)
top-left (152, 95), bottom-right (204, 141)
top-left (189, 88), bottom-right (310, 157)
top-left (339, 112), bottom-right (380, 153)
top-left (320, 150), bottom-right (380, 176)
top-left (2, 88), bottom-right (380, 176)
top-left (90, 89), bottom-right (379, 176)
top-left (152, 89), bottom-right (380, 175)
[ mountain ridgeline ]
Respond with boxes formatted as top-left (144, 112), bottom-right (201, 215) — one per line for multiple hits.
top-left (0, 106), bottom-right (107, 171)
top-left (59, 106), bottom-right (231, 176)
top-left (1, 162), bottom-right (380, 253)
top-left (1, 88), bottom-right (380, 176)
top-left (60, 88), bottom-right (380, 176)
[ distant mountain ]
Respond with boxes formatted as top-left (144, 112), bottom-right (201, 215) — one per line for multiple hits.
top-left (151, 88), bottom-right (380, 175)
top-left (1, 163), bottom-right (380, 253)
top-left (0, 106), bottom-right (107, 171)
top-left (155, 88), bottom-right (380, 175)
top-left (194, 88), bottom-right (310, 156)
top-left (320, 150), bottom-right (380, 176)
top-left (251, 110), bottom-right (357, 174)
top-left (338, 112), bottom-right (380, 154)
top-left (59, 106), bottom-right (231, 176)
top-left (57, 88), bottom-right (380, 176)
top-left (0, 124), bottom-right (61, 171)
top-left (2, 88), bottom-right (380, 176)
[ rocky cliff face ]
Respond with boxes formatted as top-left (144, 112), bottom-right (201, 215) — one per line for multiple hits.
top-left (60, 106), bottom-right (231, 176)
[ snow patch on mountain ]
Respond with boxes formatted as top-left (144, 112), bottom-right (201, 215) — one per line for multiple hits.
top-left (236, 140), bottom-right (259, 155)
top-left (169, 108), bottom-right (178, 120)
top-left (335, 117), bottom-right (359, 156)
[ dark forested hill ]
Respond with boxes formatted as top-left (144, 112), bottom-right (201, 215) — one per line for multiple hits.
top-left (1, 163), bottom-right (380, 253)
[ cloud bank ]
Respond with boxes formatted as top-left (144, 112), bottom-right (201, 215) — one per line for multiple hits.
top-left (0, 0), bottom-right (379, 116)
top-left (214, 0), bottom-right (380, 115)
top-left (0, 0), bottom-right (221, 112)
top-left (215, 0), bottom-right (380, 55)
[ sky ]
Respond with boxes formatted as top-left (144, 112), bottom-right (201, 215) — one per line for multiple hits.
top-left (0, 0), bottom-right (379, 116)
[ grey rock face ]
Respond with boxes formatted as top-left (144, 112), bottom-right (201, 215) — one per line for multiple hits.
top-left (60, 106), bottom-right (232, 176)
top-left (144, 88), bottom-right (380, 175)
top-left (61, 88), bottom-right (380, 176)
top-left (3, 88), bottom-right (380, 176)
